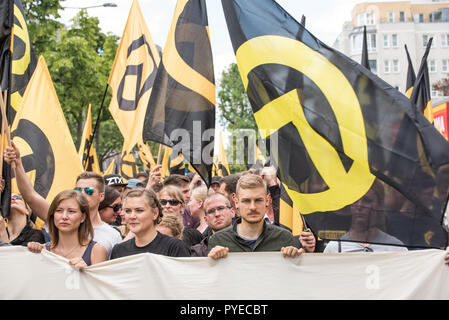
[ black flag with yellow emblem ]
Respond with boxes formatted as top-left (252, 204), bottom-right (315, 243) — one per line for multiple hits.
top-left (142, 0), bottom-right (215, 186)
top-left (222, 0), bottom-right (449, 249)
top-left (404, 44), bottom-right (416, 98)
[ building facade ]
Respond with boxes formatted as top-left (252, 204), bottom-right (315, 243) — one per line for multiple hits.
top-left (333, 0), bottom-right (449, 101)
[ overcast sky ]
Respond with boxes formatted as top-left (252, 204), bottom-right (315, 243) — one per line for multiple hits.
top-left (59, 0), bottom-right (397, 81)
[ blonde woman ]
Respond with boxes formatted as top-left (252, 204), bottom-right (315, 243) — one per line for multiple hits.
top-left (158, 185), bottom-right (185, 222)
top-left (27, 190), bottom-right (108, 269)
top-left (110, 188), bottom-right (190, 259)
top-left (188, 186), bottom-right (211, 236)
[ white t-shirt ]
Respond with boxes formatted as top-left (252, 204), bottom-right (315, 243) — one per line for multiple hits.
top-left (93, 223), bottom-right (122, 258)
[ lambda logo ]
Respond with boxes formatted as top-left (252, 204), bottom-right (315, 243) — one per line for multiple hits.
top-left (12, 119), bottom-right (55, 199)
top-left (236, 35), bottom-right (375, 214)
top-left (116, 35), bottom-right (157, 111)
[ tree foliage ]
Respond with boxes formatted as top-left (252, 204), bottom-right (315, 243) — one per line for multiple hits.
top-left (23, 2), bottom-right (123, 170)
top-left (217, 63), bottom-right (256, 131)
top-left (433, 76), bottom-right (449, 97)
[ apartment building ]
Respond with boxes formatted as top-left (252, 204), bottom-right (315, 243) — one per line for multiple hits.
top-left (333, 0), bottom-right (449, 101)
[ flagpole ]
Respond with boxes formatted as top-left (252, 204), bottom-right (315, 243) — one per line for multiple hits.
top-left (85, 83), bottom-right (109, 170)
top-left (156, 144), bottom-right (163, 165)
top-left (0, 91), bottom-right (14, 170)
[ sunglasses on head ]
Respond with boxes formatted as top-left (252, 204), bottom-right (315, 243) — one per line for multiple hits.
top-left (160, 199), bottom-right (181, 206)
top-left (75, 187), bottom-right (95, 196)
top-left (107, 203), bottom-right (122, 212)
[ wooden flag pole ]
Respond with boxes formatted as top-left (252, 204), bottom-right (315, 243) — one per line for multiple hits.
top-left (156, 144), bottom-right (163, 166)
top-left (0, 91), bottom-right (14, 170)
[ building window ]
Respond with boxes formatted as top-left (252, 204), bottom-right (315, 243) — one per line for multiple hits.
top-left (419, 13), bottom-right (424, 23)
top-left (369, 33), bottom-right (377, 51)
top-left (399, 11), bottom-right (406, 22)
top-left (388, 12), bottom-right (395, 23)
top-left (369, 59), bottom-right (378, 74)
top-left (351, 32), bottom-right (376, 53)
top-left (431, 89), bottom-right (439, 98)
top-left (429, 60), bottom-right (437, 73)
top-left (423, 34), bottom-right (435, 47)
top-left (384, 60), bottom-right (390, 73)
top-left (442, 59), bottom-right (449, 72)
top-left (391, 34), bottom-right (398, 47)
top-left (441, 34), bottom-right (449, 47)
top-left (366, 12), bottom-right (375, 25)
top-left (383, 34), bottom-right (389, 48)
top-left (357, 12), bottom-right (376, 26)
top-left (393, 59), bottom-right (400, 73)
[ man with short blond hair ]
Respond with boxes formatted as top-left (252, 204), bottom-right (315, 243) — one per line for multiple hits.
top-left (208, 174), bottom-right (316, 259)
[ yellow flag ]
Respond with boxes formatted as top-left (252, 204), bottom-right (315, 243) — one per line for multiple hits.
top-left (103, 158), bottom-right (115, 176)
top-left (108, 0), bottom-right (160, 155)
top-left (120, 148), bottom-right (138, 182)
top-left (11, 56), bottom-right (83, 203)
top-left (78, 104), bottom-right (101, 174)
top-left (215, 131), bottom-right (230, 177)
top-left (161, 146), bottom-right (171, 178)
top-left (137, 138), bottom-right (156, 171)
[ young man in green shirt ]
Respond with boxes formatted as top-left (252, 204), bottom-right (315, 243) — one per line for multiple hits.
top-left (208, 173), bottom-right (316, 259)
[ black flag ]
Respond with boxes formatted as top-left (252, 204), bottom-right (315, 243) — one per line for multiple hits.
top-left (361, 26), bottom-right (370, 70)
top-left (404, 44), bottom-right (416, 98)
top-left (142, 0), bottom-right (215, 186)
top-left (222, 0), bottom-right (449, 249)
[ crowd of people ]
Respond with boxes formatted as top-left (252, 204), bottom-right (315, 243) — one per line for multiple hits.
top-left (0, 141), bottom-right (448, 270)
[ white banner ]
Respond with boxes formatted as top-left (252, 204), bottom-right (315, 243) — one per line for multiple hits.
top-left (0, 246), bottom-right (448, 300)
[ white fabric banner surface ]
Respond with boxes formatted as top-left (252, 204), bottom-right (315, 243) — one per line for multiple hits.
top-left (0, 246), bottom-right (448, 300)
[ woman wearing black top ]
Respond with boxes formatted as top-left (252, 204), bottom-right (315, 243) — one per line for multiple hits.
top-left (0, 192), bottom-right (45, 246)
top-left (111, 188), bottom-right (191, 259)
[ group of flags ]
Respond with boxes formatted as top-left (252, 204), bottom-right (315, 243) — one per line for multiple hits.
top-left (0, 0), bottom-right (448, 250)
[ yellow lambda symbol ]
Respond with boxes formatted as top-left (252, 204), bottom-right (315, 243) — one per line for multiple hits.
top-left (236, 35), bottom-right (375, 214)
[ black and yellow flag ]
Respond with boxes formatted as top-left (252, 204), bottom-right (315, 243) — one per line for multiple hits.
top-left (222, 0), bottom-right (449, 249)
top-left (78, 104), bottom-right (101, 174)
top-left (404, 44), bottom-right (416, 98)
top-left (142, 0), bottom-right (215, 186)
top-left (3, 0), bottom-right (37, 123)
top-left (11, 56), bottom-right (83, 203)
top-left (410, 39), bottom-right (433, 123)
top-left (120, 148), bottom-right (138, 181)
top-left (108, 0), bottom-right (160, 156)
top-left (137, 138), bottom-right (156, 171)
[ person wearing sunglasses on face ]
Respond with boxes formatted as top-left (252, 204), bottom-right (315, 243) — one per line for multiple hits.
top-left (99, 186), bottom-right (124, 238)
top-left (110, 188), bottom-right (191, 259)
top-left (0, 179), bottom-right (45, 247)
top-left (3, 142), bottom-right (122, 258)
top-left (158, 185), bottom-right (186, 222)
top-left (27, 190), bottom-right (107, 269)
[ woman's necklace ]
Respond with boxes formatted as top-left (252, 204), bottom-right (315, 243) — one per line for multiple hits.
top-left (56, 244), bottom-right (80, 258)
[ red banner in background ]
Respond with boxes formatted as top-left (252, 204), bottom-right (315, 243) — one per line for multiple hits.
top-left (433, 102), bottom-right (449, 140)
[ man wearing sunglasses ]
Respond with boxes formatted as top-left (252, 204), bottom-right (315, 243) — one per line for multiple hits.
top-left (4, 142), bottom-right (122, 257)
top-left (190, 193), bottom-right (234, 257)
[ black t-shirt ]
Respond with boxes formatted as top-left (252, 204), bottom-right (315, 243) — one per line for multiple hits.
top-left (110, 231), bottom-right (191, 259)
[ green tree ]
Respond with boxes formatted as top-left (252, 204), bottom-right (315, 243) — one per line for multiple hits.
top-left (217, 63), bottom-right (259, 173)
top-left (217, 63), bottom-right (256, 131)
top-left (22, 0), bottom-right (63, 56)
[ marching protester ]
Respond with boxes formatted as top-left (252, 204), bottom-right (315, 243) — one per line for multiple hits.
top-left (4, 142), bottom-right (122, 258)
top-left (324, 180), bottom-right (408, 253)
top-left (208, 174), bottom-right (316, 259)
top-left (156, 215), bottom-right (183, 239)
top-left (0, 177), bottom-right (44, 246)
top-left (99, 186), bottom-right (124, 238)
top-left (191, 193), bottom-right (235, 257)
top-left (218, 174), bottom-right (241, 216)
top-left (104, 174), bottom-right (128, 198)
top-left (110, 188), bottom-right (191, 259)
top-left (188, 185), bottom-right (211, 236)
top-left (163, 174), bottom-right (199, 228)
top-left (26, 189), bottom-right (108, 269)
top-left (158, 185), bottom-right (186, 223)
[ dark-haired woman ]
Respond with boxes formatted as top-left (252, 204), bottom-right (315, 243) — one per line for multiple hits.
top-left (27, 189), bottom-right (108, 269)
